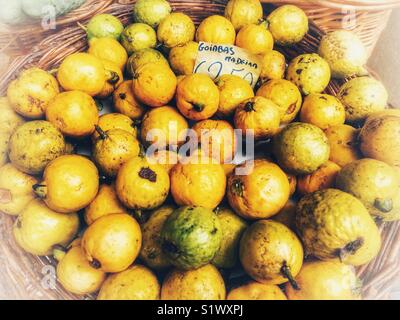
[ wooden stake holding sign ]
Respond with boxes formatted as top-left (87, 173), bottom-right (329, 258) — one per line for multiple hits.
top-left (193, 42), bottom-right (262, 88)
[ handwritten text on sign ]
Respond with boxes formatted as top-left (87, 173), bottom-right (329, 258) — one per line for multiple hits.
top-left (193, 42), bottom-right (262, 88)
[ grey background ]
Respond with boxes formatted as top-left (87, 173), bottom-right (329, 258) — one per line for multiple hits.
top-left (369, 9), bottom-right (400, 108)
top-left (370, 9), bottom-right (400, 299)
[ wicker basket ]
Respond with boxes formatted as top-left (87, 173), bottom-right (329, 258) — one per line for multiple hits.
top-left (0, 0), bottom-right (114, 57)
top-left (0, 0), bottom-right (400, 300)
top-left (262, 0), bottom-right (400, 56)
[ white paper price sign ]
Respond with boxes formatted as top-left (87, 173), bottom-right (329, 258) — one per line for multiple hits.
top-left (193, 42), bottom-right (262, 88)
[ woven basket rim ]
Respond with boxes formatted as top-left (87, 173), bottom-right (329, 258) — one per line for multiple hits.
top-left (268, 0), bottom-right (400, 10)
top-left (313, 0), bottom-right (400, 10)
top-left (1, 0), bottom-right (400, 300)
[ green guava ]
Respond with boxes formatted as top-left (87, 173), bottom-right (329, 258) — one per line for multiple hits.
top-left (161, 206), bottom-right (222, 270)
top-left (121, 23), bottom-right (157, 55)
top-left (267, 5), bottom-right (308, 46)
top-left (337, 77), bottom-right (388, 123)
top-left (296, 189), bottom-right (381, 266)
top-left (8, 120), bottom-right (67, 175)
top-left (286, 53), bottom-right (331, 95)
top-left (139, 205), bottom-right (175, 270)
top-left (318, 30), bottom-right (367, 79)
top-left (224, 0), bottom-right (263, 31)
top-left (273, 122), bottom-right (330, 175)
top-left (86, 14), bottom-right (124, 41)
top-left (133, 0), bottom-right (172, 28)
top-left (359, 113), bottom-right (400, 167)
top-left (126, 48), bottom-right (169, 77)
top-left (212, 207), bottom-right (247, 269)
top-left (336, 159), bottom-right (400, 221)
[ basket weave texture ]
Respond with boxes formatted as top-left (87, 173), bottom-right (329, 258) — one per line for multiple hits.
top-left (0, 0), bottom-right (114, 57)
top-left (1, 0), bottom-right (395, 57)
top-left (0, 0), bottom-right (400, 300)
top-left (262, 0), bottom-right (400, 56)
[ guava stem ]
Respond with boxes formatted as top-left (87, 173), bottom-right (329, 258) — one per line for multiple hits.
top-left (48, 68), bottom-right (58, 76)
top-left (281, 262), bottom-right (300, 291)
top-left (95, 125), bottom-right (108, 140)
top-left (192, 103), bottom-right (205, 112)
top-left (231, 179), bottom-right (244, 197)
top-left (338, 237), bottom-right (364, 262)
top-left (244, 101), bottom-right (255, 112)
top-left (155, 43), bottom-right (164, 50)
top-left (374, 198), bottom-right (393, 213)
top-left (356, 67), bottom-right (369, 77)
top-left (52, 245), bottom-right (67, 262)
top-left (32, 184), bottom-right (47, 199)
top-left (95, 99), bottom-right (104, 111)
top-left (258, 19), bottom-right (269, 28)
top-left (99, 175), bottom-right (113, 185)
top-left (373, 215), bottom-right (384, 226)
top-left (138, 144), bottom-right (146, 158)
top-left (64, 143), bottom-right (76, 155)
top-left (90, 259), bottom-right (101, 269)
top-left (132, 119), bottom-right (142, 127)
top-left (130, 210), bottom-right (148, 224)
top-left (106, 71), bottom-right (120, 85)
